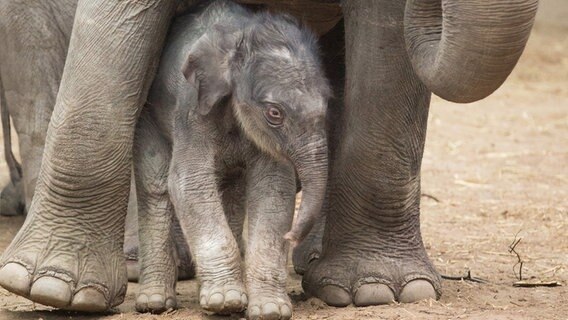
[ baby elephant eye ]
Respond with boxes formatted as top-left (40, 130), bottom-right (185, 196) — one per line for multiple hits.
top-left (265, 105), bottom-right (285, 126)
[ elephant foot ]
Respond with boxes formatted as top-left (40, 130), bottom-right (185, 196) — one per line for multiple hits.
top-left (0, 215), bottom-right (127, 311)
top-left (247, 289), bottom-right (292, 320)
top-left (0, 180), bottom-right (25, 216)
top-left (199, 281), bottom-right (247, 314)
top-left (303, 247), bottom-right (440, 307)
top-left (136, 284), bottom-right (177, 313)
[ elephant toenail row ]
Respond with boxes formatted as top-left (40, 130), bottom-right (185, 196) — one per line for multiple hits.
top-left (247, 302), bottom-right (292, 320)
top-left (317, 279), bottom-right (436, 307)
top-left (0, 263), bottom-right (109, 312)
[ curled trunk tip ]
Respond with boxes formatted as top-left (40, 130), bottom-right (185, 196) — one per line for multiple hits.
top-left (404, 0), bottom-right (539, 103)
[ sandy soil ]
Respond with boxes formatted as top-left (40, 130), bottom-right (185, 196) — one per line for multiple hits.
top-left (1, 1), bottom-right (567, 319)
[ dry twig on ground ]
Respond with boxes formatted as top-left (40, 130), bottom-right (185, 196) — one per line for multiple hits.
top-left (441, 270), bottom-right (487, 284)
top-left (421, 193), bottom-right (441, 203)
top-left (509, 231), bottom-right (524, 281)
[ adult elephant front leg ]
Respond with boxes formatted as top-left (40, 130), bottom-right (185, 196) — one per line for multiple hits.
top-left (0, 0), bottom-right (176, 312)
top-left (303, 1), bottom-right (439, 306)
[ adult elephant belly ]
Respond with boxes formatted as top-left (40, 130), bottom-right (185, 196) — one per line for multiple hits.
top-left (236, 0), bottom-right (342, 35)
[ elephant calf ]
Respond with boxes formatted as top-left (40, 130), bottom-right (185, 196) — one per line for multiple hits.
top-left (134, 1), bottom-right (330, 318)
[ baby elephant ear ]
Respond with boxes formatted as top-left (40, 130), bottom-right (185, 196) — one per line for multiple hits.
top-left (181, 25), bottom-right (240, 116)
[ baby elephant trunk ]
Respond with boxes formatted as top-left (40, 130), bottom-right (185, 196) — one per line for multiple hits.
top-left (284, 134), bottom-right (328, 246)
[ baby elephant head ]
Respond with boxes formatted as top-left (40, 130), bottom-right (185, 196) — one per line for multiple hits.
top-left (182, 13), bottom-right (331, 245)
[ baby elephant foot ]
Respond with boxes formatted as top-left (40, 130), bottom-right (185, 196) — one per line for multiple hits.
top-left (135, 286), bottom-right (177, 314)
top-left (199, 282), bottom-right (247, 314)
top-left (247, 295), bottom-right (292, 320)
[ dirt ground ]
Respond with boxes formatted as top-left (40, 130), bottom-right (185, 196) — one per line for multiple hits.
top-left (1, 1), bottom-right (567, 319)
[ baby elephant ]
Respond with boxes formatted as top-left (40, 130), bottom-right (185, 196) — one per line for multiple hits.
top-left (134, 1), bottom-right (330, 319)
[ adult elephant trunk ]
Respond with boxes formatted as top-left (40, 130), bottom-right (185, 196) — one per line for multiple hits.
top-left (404, 0), bottom-right (538, 103)
top-left (285, 135), bottom-right (328, 246)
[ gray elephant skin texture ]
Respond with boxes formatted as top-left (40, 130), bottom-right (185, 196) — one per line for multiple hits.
top-left (133, 1), bottom-right (330, 317)
top-left (0, 0), bottom-right (195, 282)
top-left (0, 0), bottom-right (538, 315)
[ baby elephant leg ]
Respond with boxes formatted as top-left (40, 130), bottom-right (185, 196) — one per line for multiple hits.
top-left (169, 146), bottom-right (246, 315)
top-left (245, 157), bottom-right (296, 320)
top-left (133, 115), bottom-right (177, 313)
top-left (125, 177), bottom-right (195, 282)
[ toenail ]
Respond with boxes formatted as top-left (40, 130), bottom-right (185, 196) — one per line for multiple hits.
top-left (319, 285), bottom-right (351, 307)
top-left (0, 263), bottom-right (32, 296)
top-left (137, 293), bottom-right (149, 304)
top-left (148, 293), bottom-right (166, 311)
top-left (208, 292), bottom-right (224, 307)
top-left (71, 287), bottom-right (108, 312)
top-left (223, 289), bottom-right (242, 308)
top-left (354, 283), bottom-right (395, 306)
top-left (281, 304), bottom-right (292, 319)
top-left (136, 293), bottom-right (149, 312)
top-left (224, 289), bottom-right (241, 301)
top-left (248, 305), bottom-right (261, 319)
top-left (165, 297), bottom-right (177, 309)
top-left (262, 302), bottom-right (280, 317)
top-left (399, 279), bottom-right (437, 303)
top-left (30, 277), bottom-right (72, 308)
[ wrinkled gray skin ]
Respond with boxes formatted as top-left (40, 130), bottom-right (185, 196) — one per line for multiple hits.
top-left (134, 4), bottom-right (330, 317)
top-left (0, 0), bottom-right (195, 281)
top-left (0, 0), bottom-right (537, 314)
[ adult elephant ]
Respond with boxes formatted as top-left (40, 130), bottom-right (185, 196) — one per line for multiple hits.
top-left (0, 0), bottom-right (193, 282)
top-left (0, 0), bottom-right (537, 313)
